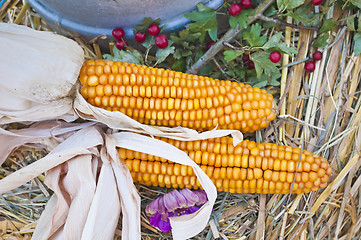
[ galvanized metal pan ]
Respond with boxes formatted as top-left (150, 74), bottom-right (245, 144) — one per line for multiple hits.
top-left (27, 0), bottom-right (224, 40)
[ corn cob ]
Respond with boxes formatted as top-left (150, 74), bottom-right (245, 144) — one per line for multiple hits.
top-left (120, 137), bottom-right (332, 194)
top-left (79, 60), bottom-right (276, 133)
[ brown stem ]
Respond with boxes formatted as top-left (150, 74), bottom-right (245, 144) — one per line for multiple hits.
top-left (258, 15), bottom-right (320, 31)
top-left (212, 58), bottom-right (231, 80)
top-left (186, 0), bottom-right (275, 75)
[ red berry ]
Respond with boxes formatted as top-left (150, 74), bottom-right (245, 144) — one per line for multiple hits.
top-left (148, 24), bottom-right (160, 36)
top-left (155, 34), bottom-right (168, 49)
top-left (229, 3), bottom-right (242, 16)
top-left (115, 39), bottom-right (127, 50)
top-left (312, 0), bottom-right (322, 5)
top-left (134, 31), bottom-right (146, 43)
top-left (312, 51), bottom-right (322, 61)
top-left (248, 60), bottom-right (255, 69)
top-left (242, 54), bottom-right (250, 62)
top-left (207, 41), bottom-right (215, 49)
top-left (304, 61), bottom-right (316, 72)
top-left (241, 0), bottom-right (252, 8)
top-left (112, 28), bottom-right (125, 39)
top-left (270, 51), bottom-right (282, 63)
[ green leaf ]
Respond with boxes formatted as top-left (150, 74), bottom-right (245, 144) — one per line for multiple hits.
top-left (173, 49), bottom-right (182, 59)
top-left (288, 0), bottom-right (305, 9)
top-left (185, 11), bottom-right (214, 22)
top-left (346, 15), bottom-right (356, 31)
top-left (134, 17), bottom-right (161, 31)
top-left (277, 42), bottom-right (298, 56)
top-left (263, 32), bottom-right (283, 49)
top-left (199, 61), bottom-right (214, 76)
top-left (182, 50), bottom-right (193, 57)
top-left (228, 9), bottom-right (254, 29)
top-left (264, 6), bottom-right (278, 17)
top-left (320, 19), bottom-right (338, 34)
top-left (155, 45), bottom-right (175, 64)
top-left (172, 58), bottom-right (187, 72)
top-left (353, 32), bottom-right (361, 56)
top-left (262, 32), bottom-right (298, 56)
top-left (277, 0), bottom-right (287, 11)
top-left (243, 23), bottom-right (267, 47)
top-left (277, 0), bottom-right (305, 11)
top-left (184, 4), bottom-right (218, 43)
top-left (103, 46), bottom-right (143, 65)
top-left (284, 5), bottom-right (320, 26)
top-left (246, 73), bottom-right (280, 88)
top-left (196, 3), bottom-right (214, 12)
top-left (314, 32), bottom-right (329, 48)
top-left (251, 52), bottom-right (281, 79)
top-left (170, 29), bottom-right (201, 47)
top-left (224, 50), bottom-right (243, 62)
top-left (141, 35), bottom-right (155, 49)
top-left (350, 0), bottom-right (361, 8)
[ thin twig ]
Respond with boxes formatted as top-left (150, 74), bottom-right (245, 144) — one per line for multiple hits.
top-left (187, 0), bottom-right (275, 74)
top-left (258, 15), bottom-right (319, 31)
top-left (212, 58), bottom-right (231, 80)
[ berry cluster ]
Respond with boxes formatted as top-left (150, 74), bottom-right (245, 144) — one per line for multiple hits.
top-left (136, 23), bottom-right (168, 49)
top-left (112, 23), bottom-right (169, 50)
top-left (112, 28), bottom-right (128, 50)
top-left (228, 0), bottom-right (252, 16)
top-left (241, 54), bottom-right (254, 69)
top-left (305, 51), bottom-right (322, 72)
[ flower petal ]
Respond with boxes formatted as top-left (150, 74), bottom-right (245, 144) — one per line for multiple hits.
top-left (149, 212), bottom-right (161, 228)
top-left (157, 219), bottom-right (172, 233)
top-left (145, 197), bottom-right (160, 217)
top-left (163, 191), bottom-right (180, 213)
top-left (170, 189), bottom-right (187, 208)
top-left (179, 188), bottom-right (199, 206)
top-left (193, 190), bottom-right (208, 205)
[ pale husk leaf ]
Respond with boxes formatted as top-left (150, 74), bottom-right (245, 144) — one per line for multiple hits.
top-left (104, 136), bottom-right (141, 240)
top-left (0, 121), bottom-right (95, 165)
top-left (0, 23), bottom-right (84, 123)
top-left (81, 156), bottom-right (121, 240)
top-left (110, 132), bottom-right (217, 240)
top-left (0, 126), bottom-right (103, 194)
top-left (60, 155), bottom-right (97, 239)
top-left (0, 123), bottom-right (221, 240)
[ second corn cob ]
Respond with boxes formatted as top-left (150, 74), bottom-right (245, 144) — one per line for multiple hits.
top-left (79, 60), bottom-right (276, 133)
top-left (120, 137), bottom-right (332, 194)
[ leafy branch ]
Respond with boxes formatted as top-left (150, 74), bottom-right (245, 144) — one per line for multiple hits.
top-left (186, 0), bottom-right (275, 75)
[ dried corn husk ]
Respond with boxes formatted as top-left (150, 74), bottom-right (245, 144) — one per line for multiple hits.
top-left (0, 122), bottom-right (218, 240)
top-left (0, 120), bottom-right (95, 165)
top-left (0, 23), bottom-right (84, 124)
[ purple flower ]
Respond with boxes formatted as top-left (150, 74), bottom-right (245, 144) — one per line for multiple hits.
top-left (149, 212), bottom-right (172, 232)
top-left (145, 189), bottom-right (208, 232)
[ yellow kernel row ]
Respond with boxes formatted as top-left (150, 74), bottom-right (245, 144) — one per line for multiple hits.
top-left (128, 169), bottom-right (328, 194)
top-left (125, 158), bottom-right (329, 185)
top-left (119, 138), bottom-right (332, 175)
top-left (81, 85), bottom-right (272, 109)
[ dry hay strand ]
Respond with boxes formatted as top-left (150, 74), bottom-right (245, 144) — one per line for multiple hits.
top-left (1, 1), bottom-right (361, 240)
